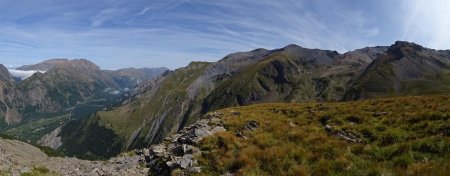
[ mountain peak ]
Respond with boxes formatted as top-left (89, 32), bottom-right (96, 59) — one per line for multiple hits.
top-left (0, 64), bottom-right (13, 82)
top-left (390, 41), bottom-right (424, 50)
top-left (17, 58), bottom-right (100, 71)
top-left (283, 44), bottom-right (301, 49)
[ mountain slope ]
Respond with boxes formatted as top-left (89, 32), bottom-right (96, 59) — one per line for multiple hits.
top-left (203, 45), bottom-right (387, 112)
top-left (60, 44), bottom-right (388, 158)
top-left (14, 59), bottom-right (119, 118)
top-left (105, 67), bottom-right (168, 89)
top-left (0, 59), bottom-right (123, 144)
top-left (345, 41), bottom-right (450, 100)
top-left (17, 58), bottom-right (74, 71)
top-left (1, 58), bottom-right (167, 146)
top-left (0, 64), bottom-right (20, 126)
top-left (60, 62), bottom-right (211, 159)
top-left (0, 64), bottom-right (14, 82)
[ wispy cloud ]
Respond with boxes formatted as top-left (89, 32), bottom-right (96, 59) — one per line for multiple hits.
top-left (0, 0), bottom-right (446, 70)
top-left (401, 0), bottom-right (450, 50)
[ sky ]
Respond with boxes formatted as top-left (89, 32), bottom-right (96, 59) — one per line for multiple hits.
top-left (0, 0), bottom-right (449, 70)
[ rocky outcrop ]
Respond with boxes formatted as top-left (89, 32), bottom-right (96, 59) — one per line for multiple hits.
top-left (140, 112), bottom-right (226, 175)
top-left (324, 125), bottom-right (364, 144)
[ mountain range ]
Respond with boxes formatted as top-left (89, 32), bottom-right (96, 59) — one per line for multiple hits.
top-left (0, 59), bottom-right (167, 144)
top-left (33, 41), bottom-right (448, 159)
top-left (0, 41), bottom-right (449, 175)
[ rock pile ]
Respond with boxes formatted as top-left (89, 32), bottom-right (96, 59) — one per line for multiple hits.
top-left (324, 125), bottom-right (364, 144)
top-left (141, 112), bottom-right (227, 175)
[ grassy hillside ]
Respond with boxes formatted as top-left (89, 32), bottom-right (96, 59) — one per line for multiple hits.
top-left (196, 95), bottom-right (450, 175)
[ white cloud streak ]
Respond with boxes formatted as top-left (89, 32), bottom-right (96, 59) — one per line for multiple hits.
top-left (401, 0), bottom-right (450, 49)
top-left (8, 69), bottom-right (45, 80)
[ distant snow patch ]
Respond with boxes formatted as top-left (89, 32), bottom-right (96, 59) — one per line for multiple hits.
top-left (8, 69), bottom-right (46, 80)
top-left (110, 90), bottom-right (121, 95)
top-left (104, 87), bottom-right (122, 95)
top-left (103, 87), bottom-right (113, 92)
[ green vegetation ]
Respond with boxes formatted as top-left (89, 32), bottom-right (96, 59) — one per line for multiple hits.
top-left (1, 115), bottom-right (69, 143)
top-left (36, 145), bottom-right (65, 157)
top-left (0, 170), bottom-right (11, 176)
top-left (196, 95), bottom-right (450, 176)
top-left (20, 166), bottom-right (58, 176)
top-left (59, 117), bottom-right (125, 160)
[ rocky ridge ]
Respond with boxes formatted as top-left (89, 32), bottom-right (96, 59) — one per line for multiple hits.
top-left (0, 136), bottom-right (147, 176)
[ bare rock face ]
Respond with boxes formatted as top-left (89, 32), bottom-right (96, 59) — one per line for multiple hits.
top-left (4, 107), bottom-right (22, 125)
top-left (38, 126), bottom-right (63, 149)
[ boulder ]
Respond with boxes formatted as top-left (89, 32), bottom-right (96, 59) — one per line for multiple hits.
top-left (245, 120), bottom-right (259, 131)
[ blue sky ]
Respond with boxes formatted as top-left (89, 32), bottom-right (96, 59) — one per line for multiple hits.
top-left (0, 0), bottom-right (449, 69)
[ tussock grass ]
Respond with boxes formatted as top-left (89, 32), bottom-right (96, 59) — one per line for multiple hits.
top-left (196, 95), bottom-right (450, 175)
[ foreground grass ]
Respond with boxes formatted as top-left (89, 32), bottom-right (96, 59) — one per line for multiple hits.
top-left (196, 95), bottom-right (450, 176)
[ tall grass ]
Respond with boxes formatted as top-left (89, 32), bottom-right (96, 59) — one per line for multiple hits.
top-left (195, 95), bottom-right (450, 175)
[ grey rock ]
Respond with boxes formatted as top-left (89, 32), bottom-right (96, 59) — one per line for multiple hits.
top-left (151, 145), bottom-right (166, 157)
top-left (212, 126), bottom-right (227, 133)
top-left (232, 111), bottom-right (241, 116)
top-left (209, 118), bottom-right (222, 125)
top-left (325, 125), bottom-right (364, 144)
top-left (171, 144), bottom-right (188, 156)
top-left (189, 167), bottom-right (202, 173)
top-left (143, 148), bottom-right (150, 157)
top-left (177, 154), bottom-right (194, 169)
top-left (245, 120), bottom-right (259, 131)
